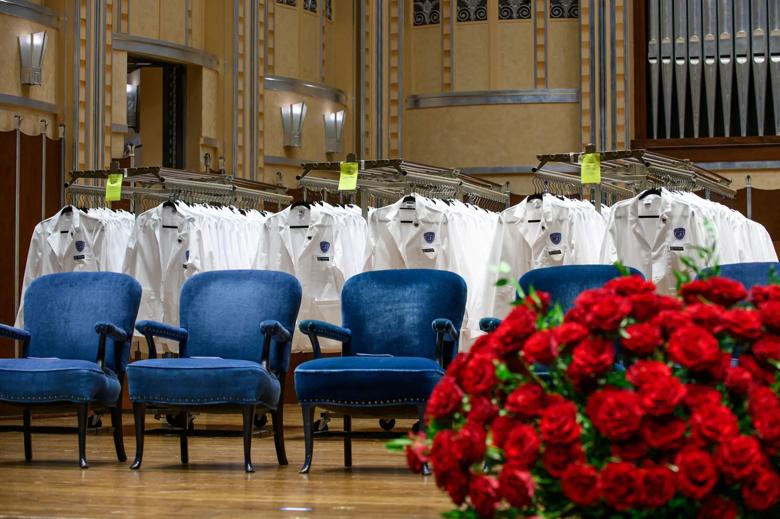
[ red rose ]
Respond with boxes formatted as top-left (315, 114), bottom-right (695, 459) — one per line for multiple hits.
top-left (490, 416), bottom-right (523, 450)
top-left (684, 303), bottom-right (726, 334)
top-left (445, 468), bottom-right (470, 506)
top-left (681, 277), bottom-right (747, 307)
top-left (467, 395), bottom-right (499, 426)
top-left (724, 366), bottom-right (754, 396)
top-left (503, 424), bottom-right (540, 468)
top-left (639, 376), bottom-right (686, 416)
top-left (462, 353), bottom-right (498, 396)
top-left (498, 462), bottom-right (535, 509)
top-left (652, 310), bottom-right (693, 337)
top-left (750, 284), bottom-right (780, 305)
top-left (723, 308), bottom-right (764, 340)
top-left (697, 496), bottom-right (738, 519)
top-left (754, 407), bottom-right (780, 455)
top-left (740, 353), bottom-right (778, 385)
top-left (491, 306), bottom-right (538, 355)
top-left (627, 360), bottom-right (672, 387)
top-left (668, 326), bottom-right (721, 371)
top-left (599, 462), bottom-right (641, 512)
top-left (705, 352), bottom-right (732, 382)
top-left (540, 401), bottom-right (581, 445)
top-left (611, 435), bottom-right (650, 461)
top-left (628, 292), bottom-right (661, 321)
top-left (522, 330), bottom-right (557, 365)
top-left (445, 352), bottom-right (469, 384)
top-left (742, 469), bottom-right (780, 511)
top-left (405, 433), bottom-right (429, 474)
top-left (561, 464), bottom-right (601, 507)
top-left (431, 430), bottom-right (457, 488)
top-left (584, 296), bottom-right (633, 332)
top-left (752, 335), bottom-right (780, 365)
top-left (715, 435), bottom-right (764, 482)
top-left (675, 447), bottom-right (719, 499)
top-left (586, 388), bottom-right (644, 441)
top-left (639, 463), bottom-right (677, 509)
top-left (505, 382), bottom-right (546, 418)
top-left (657, 295), bottom-right (684, 311)
top-left (691, 404), bottom-right (739, 444)
top-left (453, 423), bottom-right (487, 465)
top-left (758, 301), bottom-right (780, 332)
top-left (568, 336), bottom-right (615, 380)
top-left (542, 442), bottom-right (585, 478)
top-left (641, 415), bottom-right (687, 451)
top-left (605, 275), bottom-right (656, 295)
top-left (470, 335), bottom-right (499, 357)
top-left (748, 386), bottom-right (780, 419)
top-left (521, 290), bottom-right (552, 314)
top-left (552, 322), bottom-right (588, 349)
top-left (684, 384), bottom-right (723, 410)
top-left (622, 323), bottom-right (663, 356)
top-left (426, 376), bottom-right (464, 419)
top-left (468, 475), bottom-right (501, 519)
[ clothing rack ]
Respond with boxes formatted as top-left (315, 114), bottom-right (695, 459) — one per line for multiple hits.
top-left (298, 159), bottom-right (510, 215)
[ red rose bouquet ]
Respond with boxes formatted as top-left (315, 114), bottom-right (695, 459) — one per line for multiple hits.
top-left (391, 272), bottom-right (780, 518)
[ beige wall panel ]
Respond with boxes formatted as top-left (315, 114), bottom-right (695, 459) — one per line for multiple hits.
top-left (201, 67), bottom-right (218, 139)
top-left (111, 51), bottom-right (127, 126)
top-left (128, 0), bottom-right (160, 39)
top-left (328, 0), bottom-right (354, 97)
top-left (495, 22), bottom-right (533, 89)
top-left (185, 64), bottom-right (202, 171)
top-left (300, 12), bottom-right (320, 82)
top-left (111, 133), bottom-right (125, 159)
top-left (453, 23), bottom-right (489, 91)
top-left (410, 27), bottom-right (441, 94)
top-left (0, 108), bottom-right (56, 136)
top-left (189, 0), bottom-right (204, 49)
top-left (136, 67), bottom-right (162, 167)
top-left (547, 20), bottom-right (580, 89)
top-left (483, 174), bottom-right (534, 196)
top-left (274, 4), bottom-right (300, 78)
top-left (202, 0), bottom-right (224, 56)
top-left (324, 19), bottom-right (335, 84)
top-left (718, 171), bottom-right (780, 191)
top-left (262, 164), bottom-right (299, 189)
top-left (403, 104), bottom-right (580, 167)
top-left (0, 15), bottom-right (58, 104)
top-left (159, 0), bottom-right (186, 45)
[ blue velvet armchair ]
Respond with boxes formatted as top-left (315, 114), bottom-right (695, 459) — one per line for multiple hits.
top-left (126, 270), bottom-right (301, 472)
top-left (699, 262), bottom-right (780, 289)
top-left (294, 269), bottom-right (467, 474)
top-left (0, 272), bottom-right (141, 468)
top-left (480, 265), bottom-right (644, 332)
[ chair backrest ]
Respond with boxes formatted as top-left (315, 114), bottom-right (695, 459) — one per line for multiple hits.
top-left (699, 262), bottom-right (780, 290)
top-left (25, 272), bottom-right (142, 373)
top-left (180, 270), bottom-right (302, 372)
top-left (341, 269), bottom-right (467, 359)
top-left (519, 265), bottom-right (645, 312)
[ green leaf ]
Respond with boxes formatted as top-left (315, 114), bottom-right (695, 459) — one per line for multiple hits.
top-left (495, 362), bottom-right (514, 382)
top-left (495, 278), bottom-right (509, 287)
top-left (385, 437), bottom-right (413, 452)
top-left (613, 260), bottom-right (631, 277)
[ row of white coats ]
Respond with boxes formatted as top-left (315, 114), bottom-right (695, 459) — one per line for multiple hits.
top-left (16, 207), bottom-right (135, 327)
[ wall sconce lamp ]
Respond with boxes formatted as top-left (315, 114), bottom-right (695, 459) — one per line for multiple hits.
top-left (19, 31), bottom-right (47, 86)
top-left (281, 102), bottom-right (307, 148)
top-left (323, 110), bottom-right (345, 153)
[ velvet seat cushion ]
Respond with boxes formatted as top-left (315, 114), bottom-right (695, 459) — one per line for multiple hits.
top-left (0, 358), bottom-right (121, 406)
top-left (127, 358), bottom-right (281, 407)
top-left (294, 356), bottom-right (445, 406)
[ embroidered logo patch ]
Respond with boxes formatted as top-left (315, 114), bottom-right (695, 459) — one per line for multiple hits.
top-left (550, 232), bottom-right (562, 245)
top-left (674, 228), bottom-right (686, 240)
top-left (424, 232), bottom-right (436, 244)
top-left (75, 240), bottom-right (85, 252)
top-left (320, 241), bottom-right (330, 253)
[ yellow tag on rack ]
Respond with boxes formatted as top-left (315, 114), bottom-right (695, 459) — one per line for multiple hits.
top-left (105, 173), bottom-right (123, 202)
top-left (581, 153), bottom-right (601, 184)
top-left (338, 161), bottom-right (359, 191)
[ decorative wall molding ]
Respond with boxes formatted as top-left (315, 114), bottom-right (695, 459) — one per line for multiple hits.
top-left (112, 33), bottom-right (220, 70)
top-left (406, 89), bottom-right (580, 108)
top-left (498, 0), bottom-right (531, 20)
top-left (550, 0), bottom-right (579, 19)
top-left (0, 0), bottom-right (58, 28)
top-left (264, 76), bottom-right (347, 104)
top-left (0, 93), bottom-right (57, 113)
top-left (456, 0), bottom-right (487, 22)
top-left (413, 0), bottom-right (440, 26)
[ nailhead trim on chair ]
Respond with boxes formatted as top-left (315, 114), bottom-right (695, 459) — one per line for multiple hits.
top-left (299, 397), bottom-right (426, 405)
top-left (130, 395), bottom-right (277, 407)
top-left (0, 394), bottom-right (90, 402)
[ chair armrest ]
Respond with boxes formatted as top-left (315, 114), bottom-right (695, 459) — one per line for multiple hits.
top-left (135, 320), bottom-right (188, 359)
top-left (260, 320), bottom-right (292, 343)
top-left (479, 317), bottom-right (502, 333)
top-left (432, 318), bottom-right (459, 342)
top-left (0, 323), bottom-right (31, 343)
top-left (95, 322), bottom-right (130, 371)
top-left (298, 320), bottom-right (352, 358)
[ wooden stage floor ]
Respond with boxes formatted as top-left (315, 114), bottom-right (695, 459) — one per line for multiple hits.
top-left (0, 405), bottom-right (450, 518)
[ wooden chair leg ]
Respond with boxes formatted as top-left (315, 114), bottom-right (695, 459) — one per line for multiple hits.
top-left (179, 411), bottom-right (189, 465)
top-left (110, 407), bottom-right (127, 462)
top-left (22, 409), bottom-right (32, 461)
top-left (76, 403), bottom-right (89, 469)
top-left (130, 403), bottom-right (146, 470)
top-left (417, 404), bottom-right (431, 476)
top-left (271, 406), bottom-right (288, 466)
top-left (242, 405), bottom-right (255, 473)
top-left (343, 415), bottom-right (352, 468)
top-left (299, 405), bottom-right (315, 474)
